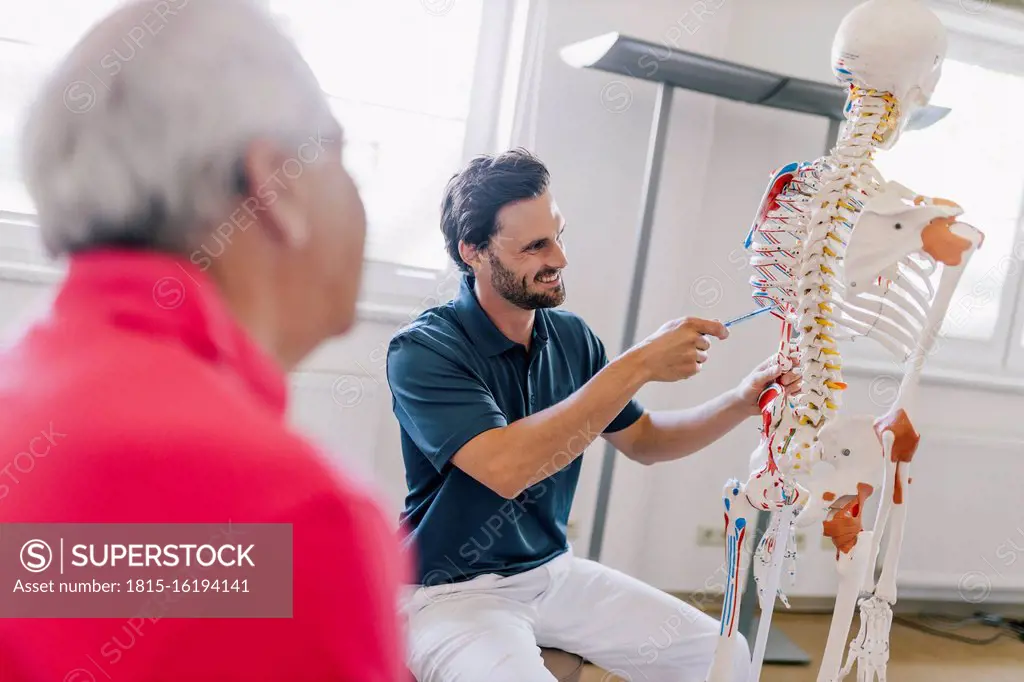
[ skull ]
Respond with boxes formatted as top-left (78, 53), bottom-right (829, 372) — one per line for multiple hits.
top-left (832, 0), bottom-right (948, 149)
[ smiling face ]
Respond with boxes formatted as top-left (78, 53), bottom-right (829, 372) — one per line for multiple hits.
top-left (477, 190), bottom-right (568, 310)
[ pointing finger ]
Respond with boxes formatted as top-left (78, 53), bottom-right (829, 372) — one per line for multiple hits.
top-left (686, 318), bottom-right (729, 340)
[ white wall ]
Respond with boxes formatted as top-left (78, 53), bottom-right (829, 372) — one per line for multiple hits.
top-left (3, 0), bottom-right (1023, 606)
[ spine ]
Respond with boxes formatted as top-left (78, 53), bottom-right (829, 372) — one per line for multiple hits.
top-left (790, 173), bottom-right (849, 437)
top-left (777, 88), bottom-right (898, 469)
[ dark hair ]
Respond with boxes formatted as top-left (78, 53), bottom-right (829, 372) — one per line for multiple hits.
top-left (440, 147), bottom-right (550, 273)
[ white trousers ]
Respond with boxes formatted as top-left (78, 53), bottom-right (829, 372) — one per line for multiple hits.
top-left (401, 547), bottom-right (750, 682)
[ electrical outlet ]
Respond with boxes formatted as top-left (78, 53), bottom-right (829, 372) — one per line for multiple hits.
top-left (697, 526), bottom-right (810, 551)
top-left (696, 525), bottom-right (726, 547)
top-left (696, 526), bottom-right (813, 553)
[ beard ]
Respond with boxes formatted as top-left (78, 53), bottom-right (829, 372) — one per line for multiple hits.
top-left (488, 252), bottom-right (566, 310)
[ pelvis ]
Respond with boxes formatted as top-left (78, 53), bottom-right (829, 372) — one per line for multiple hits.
top-left (794, 413), bottom-right (884, 530)
top-left (745, 440), bottom-right (808, 511)
top-left (745, 383), bottom-right (809, 511)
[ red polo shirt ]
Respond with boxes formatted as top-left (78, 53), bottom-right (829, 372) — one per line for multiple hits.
top-left (0, 249), bottom-right (409, 682)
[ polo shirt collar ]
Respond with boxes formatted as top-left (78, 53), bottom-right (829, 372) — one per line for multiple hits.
top-left (54, 248), bottom-right (289, 416)
top-left (453, 273), bottom-right (549, 357)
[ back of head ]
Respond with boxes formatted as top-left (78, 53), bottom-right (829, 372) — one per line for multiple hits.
top-left (19, 0), bottom-right (340, 257)
top-left (831, 0), bottom-right (947, 108)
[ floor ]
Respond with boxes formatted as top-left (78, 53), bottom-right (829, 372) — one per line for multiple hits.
top-left (579, 612), bottom-right (1023, 682)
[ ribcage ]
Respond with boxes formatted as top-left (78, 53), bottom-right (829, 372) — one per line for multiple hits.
top-left (745, 161), bottom-right (825, 316)
top-left (832, 254), bottom-right (936, 362)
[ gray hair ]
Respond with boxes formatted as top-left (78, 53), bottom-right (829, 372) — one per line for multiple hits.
top-left (19, 0), bottom-right (341, 257)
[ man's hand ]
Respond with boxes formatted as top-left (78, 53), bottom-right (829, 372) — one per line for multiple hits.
top-left (733, 355), bottom-right (801, 415)
top-left (630, 317), bottom-right (729, 383)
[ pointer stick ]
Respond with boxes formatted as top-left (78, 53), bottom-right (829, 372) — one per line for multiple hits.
top-left (723, 305), bottom-right (779, 328)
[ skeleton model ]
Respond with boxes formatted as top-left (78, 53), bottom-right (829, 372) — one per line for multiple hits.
top-left (704, 2), bottom-right (985, 681)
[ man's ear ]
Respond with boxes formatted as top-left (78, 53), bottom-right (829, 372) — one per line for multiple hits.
top-left (458, 240), bottom-right (484, 271)
top-left (240, 138), bottom-right (311, 249)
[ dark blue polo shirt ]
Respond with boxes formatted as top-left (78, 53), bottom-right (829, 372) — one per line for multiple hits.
top-left (386, 274), bottom-right (645, 587)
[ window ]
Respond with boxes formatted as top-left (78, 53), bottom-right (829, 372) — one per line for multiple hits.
top-left (0, 0), bottom-right (523, 303)
top-left (849, 24), bottom-right (1024, 379)
top-left (268, 0), bottom-right (516, 274)
top-left (1, 2), bottom-right (128, 267)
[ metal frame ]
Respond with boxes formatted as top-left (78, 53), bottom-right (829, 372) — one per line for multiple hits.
top-left (560, 32), bottom-right (948, 666)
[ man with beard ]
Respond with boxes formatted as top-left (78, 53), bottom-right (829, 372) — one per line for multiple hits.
top-left (386, 148), bottom-right (797, 682)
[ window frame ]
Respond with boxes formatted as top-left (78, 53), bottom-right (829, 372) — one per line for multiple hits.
top-left (0, 0), bottom-right (526, 318)
top-left (842, 4), bottom-right (1024, 389)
